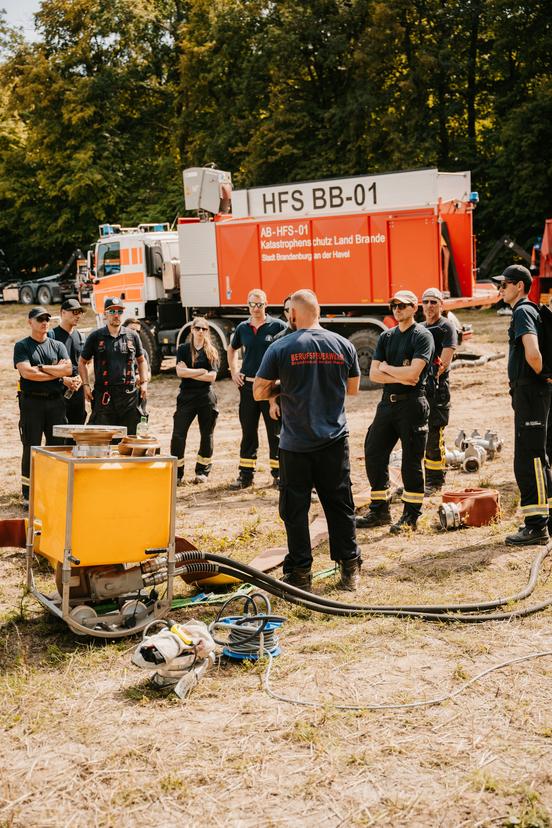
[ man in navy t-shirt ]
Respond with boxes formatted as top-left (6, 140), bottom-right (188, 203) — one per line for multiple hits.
top-left (422, 287), bottom-right (458, 493)
top-left (358, 289), bottom-right (434, 534)
top-left (254, 289), bottom-right (361, 591)
top-left (227, 288), bottom-right (286, 489)
top-left (492, 264), bottom-right (551, 546)
top-left (14, 307), bottom-right (72, 501)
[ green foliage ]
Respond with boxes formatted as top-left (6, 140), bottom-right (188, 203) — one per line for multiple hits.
top-left (0, 0), bottom-right (551, 274)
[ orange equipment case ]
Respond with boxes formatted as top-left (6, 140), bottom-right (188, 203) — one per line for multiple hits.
top-left (206, 202), bottom-right (474, 309)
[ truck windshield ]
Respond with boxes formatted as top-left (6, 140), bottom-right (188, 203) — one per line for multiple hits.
top-left (97, 242), bottom-right (121, 277)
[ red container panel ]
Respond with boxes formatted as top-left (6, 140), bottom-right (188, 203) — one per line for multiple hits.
top-left (259, 218), bottom-right (314, 302)
top-left (388, 215), bottom-right (441, 298)
top-left (441, 210), bottom-right (474, 298)
top-left (215, 208), bottom-right (445, 306)
top-left (311, 215), bottom-right (372, 304)
top-left (216, 223), bottom-right (261, 304)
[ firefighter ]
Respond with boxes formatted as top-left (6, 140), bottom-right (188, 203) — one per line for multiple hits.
top-left (78, 296), bottom-right (149, 434)
top-left (492, 265), bottom-right (551, 545)
top-left (356, 290), bottom-right (434, 533)
top-left (227, 288), bottom-right (286, 489)
top-left (170, 317), bottom-right (219, 485)
top-left (125, 318), bottom-right (151, 380)
top-left (254, 289), bottom-right (361, 590)
top-left (421, 287), bottom-right (458, 494)
top-left (14, 307), bottom-right (72, 502)
top-left (50, 298), bottom-right (86, 425)
top-left (273, 295), bottom-right (293, 340)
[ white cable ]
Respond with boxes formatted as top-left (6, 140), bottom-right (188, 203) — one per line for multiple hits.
top-left (262, 650), bottom-right (552, 711)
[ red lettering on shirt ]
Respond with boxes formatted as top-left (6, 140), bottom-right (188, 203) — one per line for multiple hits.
top-left (290, 352), bottom-right (345, 365)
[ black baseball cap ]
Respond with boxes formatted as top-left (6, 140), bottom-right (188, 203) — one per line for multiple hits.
top-left (104, 296), bottom-right (125, 311)
top-left (61, 298), bottom-right (83, 311)
top-left (491, 264), bottom-right (532, 292)
top-left (28, 307), bottom-right (51, 320)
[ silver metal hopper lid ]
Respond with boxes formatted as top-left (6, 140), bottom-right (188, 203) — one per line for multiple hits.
top-left (53, 424), bottom-right (127, 445)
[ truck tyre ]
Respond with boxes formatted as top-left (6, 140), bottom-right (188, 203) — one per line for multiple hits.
top-left (348, 328), bottom-right (382, 390)
top-left (19, 285), bottom-right (34, 305)
top-left (138, 321), bottom-right (162, 375)
top-left (36, 285), bottom-right (52, 305)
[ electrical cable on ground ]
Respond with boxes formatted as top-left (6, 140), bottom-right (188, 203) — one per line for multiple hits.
top-left (209, 593), bottom-right (285, 659)
top-left (261, 650), bottom-right (552, 711)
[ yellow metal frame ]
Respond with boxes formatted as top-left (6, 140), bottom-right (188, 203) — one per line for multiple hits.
top-left (26, 446), bottom-right (178, 638)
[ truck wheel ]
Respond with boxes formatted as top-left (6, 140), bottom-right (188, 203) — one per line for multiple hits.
top-left (36, 285), bottom-right (52, 305)
top-left (138, 322), bottom-right (162, 375)
top-left (19, 286), bottom-right (34, 305)
top-left (348, 328), bottom-right (382, 390)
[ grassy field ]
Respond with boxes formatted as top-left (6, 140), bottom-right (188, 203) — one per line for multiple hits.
top-left (1, 304), bottom-right (551, 828)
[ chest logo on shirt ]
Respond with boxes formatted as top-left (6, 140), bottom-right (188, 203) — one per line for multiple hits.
top-left (403, 359), bottom-right (411, 366)
top-left (265, 335), bottom-right (274, 343)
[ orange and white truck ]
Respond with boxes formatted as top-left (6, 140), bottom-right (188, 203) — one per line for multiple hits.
top-left (88, 166), bottom-right (497, 385)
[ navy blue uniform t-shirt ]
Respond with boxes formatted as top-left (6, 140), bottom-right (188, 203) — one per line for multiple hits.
top-left (423, 316), bottom-right (457, 376)
top-left (176, 342), bottom-right (216, 400)
top-left (373, 323), bottom-right (434, 393)
top-left (508, 299), bottom-right (541, 383)
top-left (230, 316), bottom-right (286, 376)
top-left (257, 327), bottom-right (360, 452)
top-left (13, 336), bottom-right (70, 394)
top-left (49, 326), bottom-right (83, 376)
top-left (81, 326), bottom-right (144, 387)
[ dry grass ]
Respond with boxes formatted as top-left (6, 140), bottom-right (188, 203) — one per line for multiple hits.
top-left (1, 306), bottom-right (551, 827)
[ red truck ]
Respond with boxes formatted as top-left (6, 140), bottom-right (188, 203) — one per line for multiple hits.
top-left (89, 166), bottom-right (496, 385)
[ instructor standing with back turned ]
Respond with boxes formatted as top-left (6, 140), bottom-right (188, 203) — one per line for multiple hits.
top-left (254, 289), bottom-right (361, 591)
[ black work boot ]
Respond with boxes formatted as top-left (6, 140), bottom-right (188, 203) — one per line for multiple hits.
top-left (505, 525), bottom-right (549, 546)
top-left (389, 512), bottom-right (418, 534)
top-left (355, 507), bottom-right (391, 528)
top-left (338, 557), bottom-right (362, 591)
top-left (229, 476), bottom-right (253, 490)
top-left (282, 568), bottom-right (312, 591)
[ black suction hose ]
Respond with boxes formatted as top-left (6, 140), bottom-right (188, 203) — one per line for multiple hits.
top-left (201, 547), bottom-right (551, 615)
top-left (171, 547), bottom-right (552, 624)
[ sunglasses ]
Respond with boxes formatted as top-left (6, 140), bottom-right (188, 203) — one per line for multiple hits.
top-left (248, 302), bottom-right (265, 308)
top-left (389, 302), bottom-right (412, 311)
top-left (106, 309), bottom-right (123, 315)
top-left (193, 326), bottom-right (208, 331)
top-left (498, 281), bottom-right (517, 289)
top-left (422, 299), bottom-right (439, 305)
top-left (70, 309), bottom-right (83, 315)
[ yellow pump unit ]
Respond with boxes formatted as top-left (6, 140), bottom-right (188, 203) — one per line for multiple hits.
top-left (26, 426), bottom-right (178, 637)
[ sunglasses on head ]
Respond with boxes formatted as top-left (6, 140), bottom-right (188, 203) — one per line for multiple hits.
top-left (389, 302), bottom-right (412, 311)
top-left (422, 299), bottom-right (439, 305)
top-left (248, 301), bottom-right (265, 308)
top-left (193, 325), bottom-right (208, 331)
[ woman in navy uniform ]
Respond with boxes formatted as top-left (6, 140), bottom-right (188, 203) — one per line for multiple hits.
top-left (170, 318), bottom-right (219, 484)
